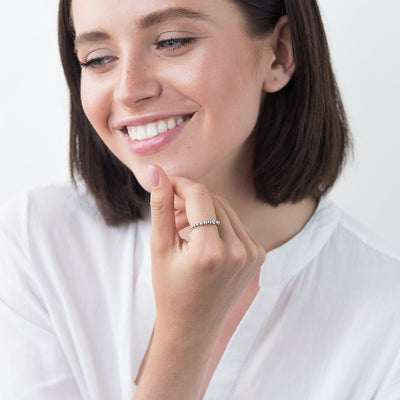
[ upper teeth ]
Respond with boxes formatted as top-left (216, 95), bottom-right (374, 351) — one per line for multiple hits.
top-left (127, 116), bottom-right (187, 141)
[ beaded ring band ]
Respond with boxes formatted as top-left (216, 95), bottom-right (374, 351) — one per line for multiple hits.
top-left (190, 220), bottom-right (221, 230)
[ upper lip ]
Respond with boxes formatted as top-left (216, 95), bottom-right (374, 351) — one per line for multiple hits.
top-left (116, 113), bottom-right (194, 130)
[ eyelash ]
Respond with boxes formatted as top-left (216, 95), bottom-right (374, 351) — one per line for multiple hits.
top-left (154, 37), bottom-right (194, 51)
top-left (79, 37), bottom-right (194, 69)
top-left (79, 57), bottom-right (114, 69)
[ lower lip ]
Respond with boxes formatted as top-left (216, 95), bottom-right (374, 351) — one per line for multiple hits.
top-left (125, 118), bottom-right (191, 155)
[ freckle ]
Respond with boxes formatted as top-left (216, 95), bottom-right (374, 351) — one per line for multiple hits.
top-left (186, 146), bottom-right (191, 150)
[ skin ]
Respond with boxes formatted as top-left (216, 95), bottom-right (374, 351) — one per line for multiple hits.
top-left (72, 0), bottom-right (317, 398)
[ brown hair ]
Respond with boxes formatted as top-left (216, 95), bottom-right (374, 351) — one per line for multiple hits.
top-left (58, 0), bottom-right (350, 225)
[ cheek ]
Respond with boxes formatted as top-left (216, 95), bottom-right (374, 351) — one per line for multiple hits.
top-left (175, 46), bottom-right (261, 114)
top-left (179, 53), bottom-right (262, 141)
top-left (80, 77), bottom-right (111, 135)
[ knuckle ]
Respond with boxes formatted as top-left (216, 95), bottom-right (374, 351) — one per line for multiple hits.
top-left (196, 244), bottom-right (223, 271)
top-left (150, 197), bottom-right (166, 216)
top-left (191, 183), bottom-right (209, 197)
top-left (255, 242), bottom-right (266, 264)
top-left (230, 242), bottom-right (247, 266)
top-left (205, 247), bottom-right (223, 267)
top-left (259, 248), bottom-right (267, 265)
top-left (247, 243), bottom-right (259, 264)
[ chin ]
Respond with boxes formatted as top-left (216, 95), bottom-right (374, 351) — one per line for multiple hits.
top-left (132, 172), bottom-right (153, 193)
top-left (128, 160), bottom-right (202, 192)
top-left (124, 163), bottom-right (152, 193)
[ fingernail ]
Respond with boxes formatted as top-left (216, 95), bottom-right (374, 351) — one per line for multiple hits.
top-left (148, 165), bottom-right (160, 188)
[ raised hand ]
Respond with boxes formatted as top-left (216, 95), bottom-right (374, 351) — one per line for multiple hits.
top-left (133, 165), bottom-right (265, 400)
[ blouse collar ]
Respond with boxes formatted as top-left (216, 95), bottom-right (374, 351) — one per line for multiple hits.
top-left (259, 197), bottom-right (341, 287)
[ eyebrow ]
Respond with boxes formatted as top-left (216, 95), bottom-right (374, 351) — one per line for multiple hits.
top-left (75, 31), bottom-right (111, 50)
top-left (139, 7), bottom-right (209, 29)
top-left (74, 7), bottom-right (209, 50)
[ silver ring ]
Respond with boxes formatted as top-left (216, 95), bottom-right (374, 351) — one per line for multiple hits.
top-left (190, 219), bottom-right (221, 229)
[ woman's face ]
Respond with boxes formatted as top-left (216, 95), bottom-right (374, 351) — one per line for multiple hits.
top-left (72, 0), bottom-right (274, 192)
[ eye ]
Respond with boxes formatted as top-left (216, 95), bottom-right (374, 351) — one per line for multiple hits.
top-left (79, 56), bottom-right (115, 69)
top-left (154, 37), bottom-right (194, 53)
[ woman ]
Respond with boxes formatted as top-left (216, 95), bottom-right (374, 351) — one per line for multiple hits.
top-left (1, 0), bottom-right (399, 399)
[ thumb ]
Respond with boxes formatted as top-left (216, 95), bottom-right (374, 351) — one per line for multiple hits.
top-left (149, 164), bottom-right (176, 253)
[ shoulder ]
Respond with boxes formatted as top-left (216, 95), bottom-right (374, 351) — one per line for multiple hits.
top-left (1, 181), bottom-right (97, 220)
top-left (0, 182), bottom-right (115, 265)
top-left (0, 182), bottom-right (106, 237)
top-left (331, 202), bottom-right (400, 268)
top-left (318, 200), bottom-right (400, 308)
top-left (0, 181), bottom-right (151, 255)
top-left (0, 182), bottom-right (151, 292)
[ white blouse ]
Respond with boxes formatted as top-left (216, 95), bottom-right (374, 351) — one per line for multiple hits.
top-left (1, 183), bottom-right (400, 400)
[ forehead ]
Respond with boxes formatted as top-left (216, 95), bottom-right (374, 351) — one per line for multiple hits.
top-left (71, 0), bottom-right (229, 33)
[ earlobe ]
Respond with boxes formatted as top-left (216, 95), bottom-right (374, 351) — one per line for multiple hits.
top-left (262, 16), bottom-right (296, 93)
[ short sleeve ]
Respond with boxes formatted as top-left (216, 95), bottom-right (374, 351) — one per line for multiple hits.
top-left (0, 195), bottom-right (83, 399)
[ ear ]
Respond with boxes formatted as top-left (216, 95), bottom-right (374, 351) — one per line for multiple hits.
top-left (262, 16), bottom-right (295, 93)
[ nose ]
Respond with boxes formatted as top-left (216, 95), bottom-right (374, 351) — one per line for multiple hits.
top-left (114, 57), bottom-right (162, 107)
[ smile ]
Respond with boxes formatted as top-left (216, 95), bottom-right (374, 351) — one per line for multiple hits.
top-left (126, 114), bottom-right (192, 141)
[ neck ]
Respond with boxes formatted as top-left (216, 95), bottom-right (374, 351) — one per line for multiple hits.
top-left (236, 196), bottom-right (318, 253)
top-left (200, 163), bottom-right (317, 253)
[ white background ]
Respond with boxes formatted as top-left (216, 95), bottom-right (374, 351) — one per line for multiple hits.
top-left (0, 1), bottom-right (399, 248)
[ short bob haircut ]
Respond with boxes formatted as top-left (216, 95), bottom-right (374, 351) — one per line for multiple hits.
top-left (58, 0), bottom-right (350, 226)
